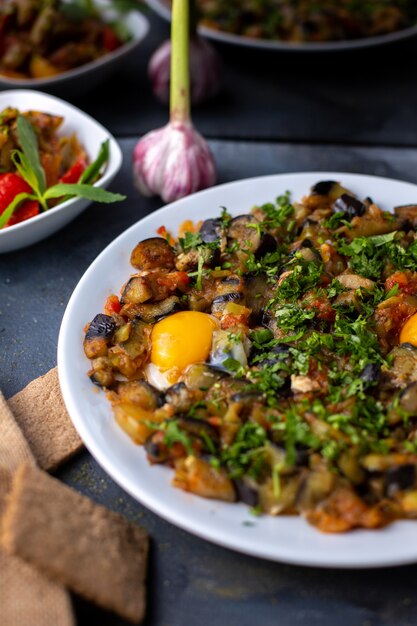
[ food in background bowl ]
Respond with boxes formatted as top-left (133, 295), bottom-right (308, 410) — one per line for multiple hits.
top-left (0, 0), bottom-right (129, 80)
top-left (83, 180), bottom-right (417, 533)
top-left (160, 0), bottom-right (417, 43)
top-left (0, 106), bottom-right (123, 229)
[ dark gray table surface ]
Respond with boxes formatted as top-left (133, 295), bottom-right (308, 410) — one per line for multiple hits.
top-left (2, 12), bottom-right (417, 626)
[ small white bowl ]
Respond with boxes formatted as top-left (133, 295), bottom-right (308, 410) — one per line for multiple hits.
top-left (0, 90), bottom-right (123, 253)
top-left (0, 6), bottom-right (149, 97)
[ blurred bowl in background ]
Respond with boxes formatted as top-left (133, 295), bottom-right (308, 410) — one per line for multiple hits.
top-left (0, 2), bottom-right (149, 97)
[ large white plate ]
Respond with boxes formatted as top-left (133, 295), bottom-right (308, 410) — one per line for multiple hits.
top-left (146, 0), bottom-right (417, 52)
top-left (58, 172), bottom-right (417, 568)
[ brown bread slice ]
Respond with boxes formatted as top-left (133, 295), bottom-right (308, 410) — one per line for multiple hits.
top-left (0, 390), bottom-right (75, 626)
top-left (2, 463), bottom-right (149, 624)
top-left (8, 367), bottom-right (83, 471)
top-left (0, 550), bottom-right (75, 626)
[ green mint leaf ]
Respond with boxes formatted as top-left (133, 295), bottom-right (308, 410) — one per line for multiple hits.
top-left (43, 183), bottom-right (126, 204)
top-left (17, 115), bottom-right (46, 195)
top-left (80, 139), bottom-right (110, 185)
top-left (0, 192), bottom-right (34, 229)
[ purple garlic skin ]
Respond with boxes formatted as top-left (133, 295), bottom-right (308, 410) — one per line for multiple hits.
top-left (149, 37), bottom-right (222, 106)
top-left (132, 121), bottom-right (216, 203)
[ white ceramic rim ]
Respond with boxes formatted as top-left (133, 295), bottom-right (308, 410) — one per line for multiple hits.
top-left (0, 9), bottom-right (149, 87)
top-left (58, 172), bottom-right (417, 569)
top-left (0, 89), bottom-right (122, 238)
top-left (146, 0), bottom-right (417, 52)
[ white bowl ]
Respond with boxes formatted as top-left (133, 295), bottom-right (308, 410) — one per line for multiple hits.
top-left (0, 5), bottom-right (149, 96)
top-left (0, 90), bottom-right (123, 253)
top-left (59, 172), bottom-right (417, 569)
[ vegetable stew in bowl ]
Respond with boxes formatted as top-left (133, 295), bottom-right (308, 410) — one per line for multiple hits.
top-left (83, 180), bottom-right (417, 533)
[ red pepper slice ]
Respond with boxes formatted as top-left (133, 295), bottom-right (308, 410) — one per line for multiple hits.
top-left (101, 26), bottom-right (121, 52)
top-left (59, 158), bottom-right (88, 184)
top-left (0, 173), bottom-right (40, 227)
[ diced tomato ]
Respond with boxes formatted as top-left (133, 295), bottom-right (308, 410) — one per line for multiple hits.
top-left (221, 313), bottom-right (249, 329)
top-left (0, 173), bottom-right (40, 227)
top-left (385, 271), bottom-right (417, 296)
top-left (59, 158), bottom-right (88, 184)
top-left (104, 294), bottom-right (121, 315)
top-left (157, 225), bottom-right (175, 246)
top-left (156, 271), bottom-right (190, 290)
top-left (304, 291), bottom-right (335, 322)
top-left (101, 26), bottom-right (121, 52)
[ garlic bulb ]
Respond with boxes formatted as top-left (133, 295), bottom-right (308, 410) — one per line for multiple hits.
top-left (132, 0), bottom-right (217, 203)
top-left (133, 120), bottom-right (216, 203)
top-left (149, 36), bottom-right (222, 106)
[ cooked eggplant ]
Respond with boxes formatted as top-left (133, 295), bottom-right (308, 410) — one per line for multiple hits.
top-left (255, 344), bottom-right (290, 368)
top-left (360, 363), bottom-right (381, 386)
top-left (130, 237), bottom-right (175, 270)
top-left (394, 205), bottom-right (417, 225)
top-left (175, 246), bottom-right (220, 271)
top-left (89, 369), bottom-right (114, 387)
top-left (145, 431), bottom-right (169, 464)
top-left (121, 276), bottom-right (153, 305)
top-left (336, 274), bottom-right (375, 291)
top-left (255, 233), bottom-right (277, 259)
top-left (211, 292), bottom-right (244, 314)
top-left (83, 314), bottom-right (116, 359)
top-left (227, 215), bottom-right (261, 253)
top-left (184, 363), bottom-right (225, 391)
top-left (112, 319), bottom-right (151, 361)
top-left (385, 465), bottom-right (416, 496)
top-left (310, 180), bottom-right (338, 196)
top-left (176, 416), bottom-right (220, 447)
top-left (164, 382), bottom-right (193, 413)
top-left (310, 181), bottom-right (352, 202)
top-left (294, 247), bottom-right (319, 263)
top-left (230, 390), bottom-right (262, 404)
top-left (383, 344), bottom-right (417, 388)
top-left (399, 383), bottom-right (417, 415)
top-left (244, 273), bottom-right (269, 323)
top-left (296, 471), bottom-right (336, 510)
top-left (116, 380), bottom-right (164, 410)
top-left (133, 296), bottom-right (182, 323)
top-left (234, 477), bottom-right (259, 507)
top-left (220, 276), bottom-right (241, 286)
top-left (333, 194), bottom-right (366, 219)
top-left (199, 218), bottom-right (223, 243)
top-left (210, 329), bottom-right (248, 371)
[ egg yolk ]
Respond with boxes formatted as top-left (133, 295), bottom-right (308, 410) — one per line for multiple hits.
top-left (400, 312), bottom-right (417, 346)
top-left (151, 311), bottom-right (218, 372)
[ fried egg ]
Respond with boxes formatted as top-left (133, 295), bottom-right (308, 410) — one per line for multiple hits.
top-left (145, 311), bottom-right (219, 390)
top-left (400, 312), bottom-right (417, 346)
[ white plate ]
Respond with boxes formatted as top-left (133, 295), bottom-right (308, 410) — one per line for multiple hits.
top-left (147, 0), bottom-right (417, 52)
top-left (0, 4), bottom-right (149, 96)
top-left (59, 172), bottom-right (417, 568)
top-left (0, 90), bottom-right (122, 253)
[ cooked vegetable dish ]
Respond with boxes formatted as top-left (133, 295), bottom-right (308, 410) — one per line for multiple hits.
top-left (0, 107), bottom-right (123, 229)
top-left (84, 181), bottom-right (417, 532)
top-left (0, 107), bottom-right (87, 226)
top-left (194, 0), bottom-right (417, 43)
top-left (0, 0), bottom-right (126, 80)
